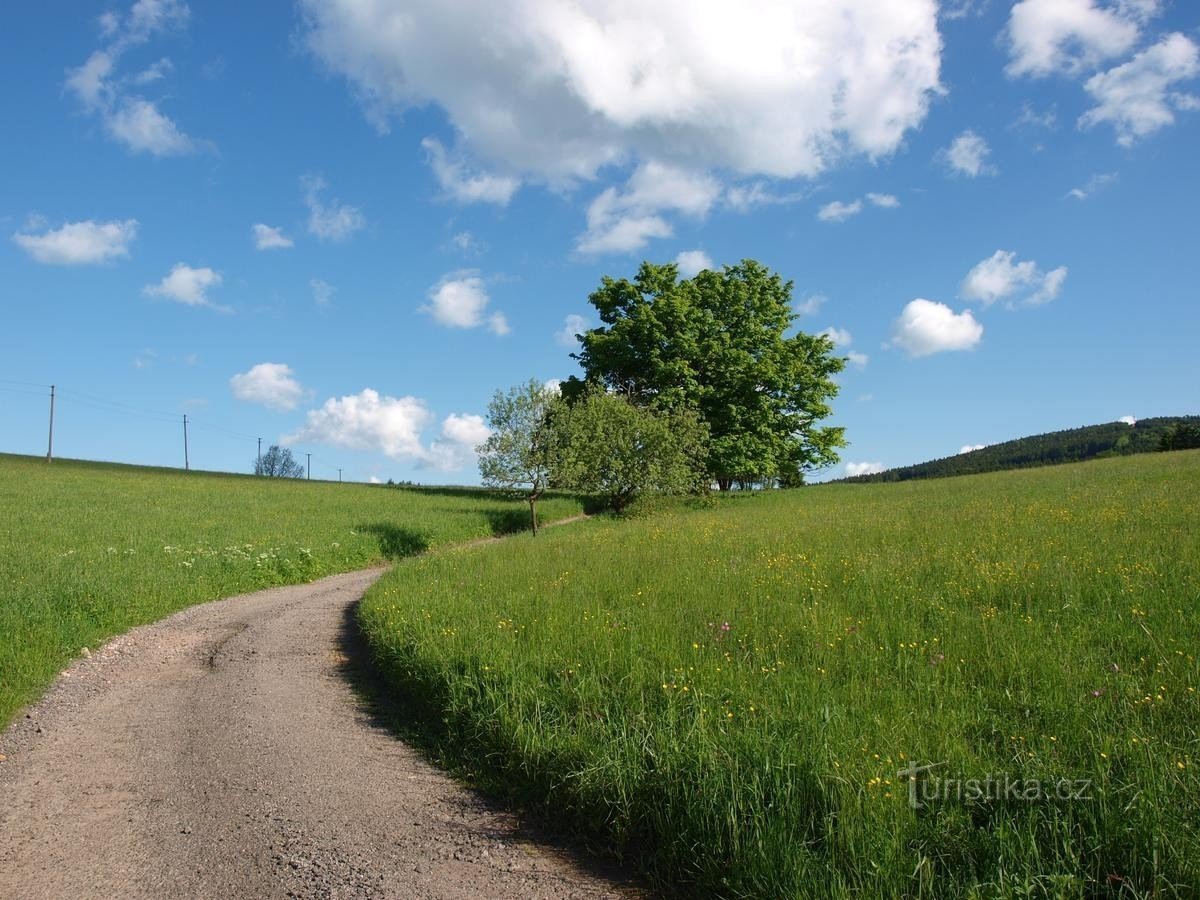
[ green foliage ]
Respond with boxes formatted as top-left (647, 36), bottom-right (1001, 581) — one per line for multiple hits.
top-left (570, 259), bottom-right (845, 488)
top-left (0, 453), bottom-right (583, 727)
top-left (254, 444), bottom-right (305, 478)
top-left (554, 389), bottom-right (708, 512)
top-left (477, 379), bottom-right (564, 532)
top-left (1160, 421), bottom-right (1200, 452)
top-left (846, 416), bottom-right (1200, 483)
top-left (359, 451), bottom-right (1200, 897)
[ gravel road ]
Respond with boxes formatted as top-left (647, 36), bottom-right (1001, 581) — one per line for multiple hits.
top-left (0, 566), bottom-right (637, 899)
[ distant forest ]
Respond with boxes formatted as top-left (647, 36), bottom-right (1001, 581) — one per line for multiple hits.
top-left (842, 416), bottom-right (1200, 484)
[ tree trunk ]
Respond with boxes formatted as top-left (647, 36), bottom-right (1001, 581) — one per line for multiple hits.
top-left (529, 497), bottom-right (538, 535)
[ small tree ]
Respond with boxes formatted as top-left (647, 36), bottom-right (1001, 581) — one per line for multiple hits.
top-left (477, 380), bottom-right (562, 534)
top-left (556, 389), bottom-right (708, 513)
top-left (1159, 422), bottom-right (1200, 452)
top-left (255, 445), bottom-right (305, 478)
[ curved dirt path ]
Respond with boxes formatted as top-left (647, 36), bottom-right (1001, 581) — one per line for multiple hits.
top-left (0, 564), bottom-right (636, 899)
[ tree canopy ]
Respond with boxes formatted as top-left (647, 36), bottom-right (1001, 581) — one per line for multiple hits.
top-left (255, 445), bottom-right (305, 478)
top-left (555, 388), bottom-right (708, 512)
top-left (476, 379), bottom-right (562, 533)
top-left (568, 260), bottom-right (845, 488)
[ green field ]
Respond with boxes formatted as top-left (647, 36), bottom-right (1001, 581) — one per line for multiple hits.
top-left (358, 451), bottom-right (1200, 897)
top-left (0, 453), bottom-right (582, 727)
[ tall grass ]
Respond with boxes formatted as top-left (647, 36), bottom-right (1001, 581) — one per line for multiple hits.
top-left (0, 453), bottom-right (581, 727)
top-left (358, 451), bottom-right (1200, 897)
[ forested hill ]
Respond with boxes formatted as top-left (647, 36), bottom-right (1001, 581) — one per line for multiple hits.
top-left (842, 416), bottom-right (1200, 483)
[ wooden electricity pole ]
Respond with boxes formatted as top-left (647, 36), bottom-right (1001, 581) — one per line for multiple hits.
top-left (306, 452), bottom-right (311, 480)
top-left (46, 385), bottom-right (55, 463)
top-left (183, 415), bottom-right (190, 470)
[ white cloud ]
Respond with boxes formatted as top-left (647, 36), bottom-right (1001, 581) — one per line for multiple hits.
top-left (794, 293), bottom-right (827, 317)
top-left (724, 182), bottom-right (808, 212)
top-left (252, 223), bottom-right (293, 250)
top-left (1068, 171), bottom-right (1118, 199)
top-left (556, 313), bottom-right (589, 348)
top-left (285, 389), bottom-right (435, 461)
top-left (105, 97), bottom-right (193, 156)
top-left (1005, 0), bottom-right (1146, 78)
top-left (144, 263), bottom-right (226, 310)
top-left (1079, 33), bottom-right (1200, 145)
top-left (846, 461), bottom-right (886, 476)
top-left (817, 199), bottom-right (863, 222)
top-left (942, 130), bottom-right (994, 177)
top-left (426, 413), bottom-right (492, 470)
top-left (866, 192), bottom-right (900, 208)
top-left (450, 231), bottom-right (481, 254)
top-left (230, 363), bottom-right (307, 412)
top-left (1119, 414), bottom-right (1137, 425)
top-left (675, 249), bottom-right (713, 278)
top-left (301, 0), bottom-right (942, 186)
top-left (961, 250), bottom-right (1068, 307)
top-left (12, 218), bottom-right (137, 265)
top-left (846, 350), bottom-right (870, 369)
top-left (819, 326), bottom-right (853, 348)
top-left (64, 1), bottom-right (197, 157)
top-left (367, 475), bottom-right (383, 484)
top-left (891, 299), bottom-right (983, 357)
top-left (302, 175), bottom-right (365, 242)
top-left (959, 443), bottom-right (986, 454)
top-left (422, 272), bottom-right (509, 334)
top-left (576, 161), bottom-right (721, 254)
top-left (422, 137), bottom-right (520, 205)
top-left (311, 278), bottom-right (336, 307)
top-left (284, 388), bottom-right (485, 471)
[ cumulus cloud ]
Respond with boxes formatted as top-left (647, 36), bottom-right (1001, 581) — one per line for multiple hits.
top-left (301, 0), bottom-right (942, 184)
top-left (1005, 0), bottom-right (1145, 77)
top-left (252, 223), bottom-right (293, 250)
top-left (817, 199), bottom-right (863, 223)
top-left (890, 299), bottom-right (983, 357)
top-left (961, 250), bottom-right (1068, 307)
top-left (12, 218), bottom-right (137, 265)
top-left (1119, 414), bottom-right (1137, 425)
top-left (144, 263), bottom-right (226, 310)
top-left (942, 130), bottom-right (994, 177)
top-left (556, 313), bottom-right (589, 348)
top-left (576, 161), bottom-right (720, 254)
top-left (1068, 171), bottom-right (1118, 199)
top-left (426, 413), bottom-right (491, 470)
top-left (422, 137), bottom-right (520, 205)
top-left (959, 443), bottom-right (986, 454)
top-left (1079, 33), bottom-right (1200, 145)
top-left (794, 293), bottom-right (827, 317)
top-left (819, 326), bottom-right (853, 348)
top-left (724, 182), bottom-right (808, 212)
top-left (846, 350), bottom-right (870, 369)
top-left (284, 388), bottom-right (486, 471)
top-left (846, 461), bottom-right (886, 476)
top-left (675, 249), bottom-right (713, 278)
top-left (230, 362), bottom-right (307, 411)
top-left (64, 0), bottom-right (197, 156)
top-left (302, 175), bottom-right (365, 242)
top-left (422, 272), bottom-right (510, 335)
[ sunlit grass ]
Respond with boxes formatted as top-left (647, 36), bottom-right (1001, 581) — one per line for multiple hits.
top-left (359, 450), bottom-right (1200, 897)
top-left (0, 453), bottom-right (581, 727)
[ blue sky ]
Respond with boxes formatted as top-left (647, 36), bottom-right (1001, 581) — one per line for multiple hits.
top-left (1, 0), bottom-right (1197, 484)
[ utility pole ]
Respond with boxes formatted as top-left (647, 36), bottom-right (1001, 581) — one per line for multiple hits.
top-left (183, 415), bottom-right (190, 471)
top-left (46, 385), bottom-right (55, 463)
top-left (257, 437), bottom-right (262, 473)
top-left (338, 468), bottom-right (342, 483)
top-left (306, 452), bottom-right (311, 480)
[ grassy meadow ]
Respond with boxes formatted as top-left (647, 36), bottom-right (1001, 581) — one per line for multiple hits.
top-left (358, 450), bottom-right (1200, 897)
top-left (0, 453), bottom-right (582, 727)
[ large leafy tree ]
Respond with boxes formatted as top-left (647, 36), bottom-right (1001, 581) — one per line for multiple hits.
top-left (254, 445), bottom-right (305, 478)
top-left (555, 389), bottom-right (708, 512)
top-left (476, 379), bottom-right (563, 534)
top-left (569, 260), bottom-right (845, 489)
